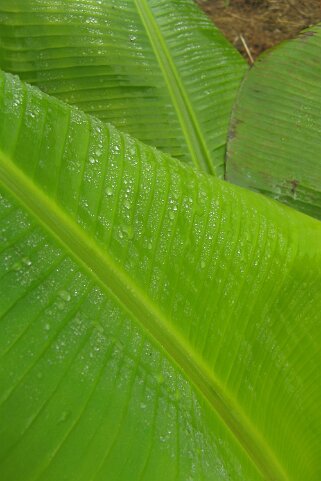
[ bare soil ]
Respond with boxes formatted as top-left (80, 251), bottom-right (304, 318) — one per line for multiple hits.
top-left (197, 0), bottom-right (321, 62)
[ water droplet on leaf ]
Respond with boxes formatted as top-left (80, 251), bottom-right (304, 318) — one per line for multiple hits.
top-left (122, 225), bottom-right (134, 240)
top-left (22, 257), bottom-right (32, 266)
top-left (57, 410), bottom-right (71, 424)
top-left (59, 290), bottom-right (71, 302)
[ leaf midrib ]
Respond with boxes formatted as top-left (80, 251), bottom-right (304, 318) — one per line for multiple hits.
top-left (0, 151), bottom-right (288, 481)
top-left (133, 0), bottom-right (215, 175)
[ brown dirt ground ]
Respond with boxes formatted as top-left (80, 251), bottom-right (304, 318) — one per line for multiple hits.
top-left (196, 0), bottom-right (321, 62)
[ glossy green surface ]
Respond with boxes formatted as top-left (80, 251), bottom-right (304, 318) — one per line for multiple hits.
top-left (1, 70), bottom-right (321, 480)
top-left (0, 0), bottom-right (247, 176)
top-left (226, 24), bottom-right (321, 219)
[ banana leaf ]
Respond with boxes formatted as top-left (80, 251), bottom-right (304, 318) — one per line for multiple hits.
top-left (1, 69), bottom-right (321, 480)
top-left (226, 24), bottom-right (321, 219)
top-left (0, 0), bottom-right (246, 176)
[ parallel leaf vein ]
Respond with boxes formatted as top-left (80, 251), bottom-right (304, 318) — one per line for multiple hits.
top-left (0, 152), bottom-right (288, 481)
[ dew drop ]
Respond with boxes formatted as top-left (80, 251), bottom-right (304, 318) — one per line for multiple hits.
top-left (59, 290), bottom-right (71, 302)
top-left (57, 301), bottom-right (65, 311)
top-left (200, 260), bottom-right (206, 269)
top-left (169, 211), bottom-right (175, 220)
top-left (173, 191), bottom-right (179, 200)
top-left (122, 225), bottom-right (134, 240)
top-left (93, 321), bottom-right (104, 334)
top-left (12, 261), bottom-right (22, 272)
top-left (57, 410), bottom-right (71, 424)
top-left (22, 257), bottom-right (32, 267)
top-left (106, 187), bottom-right (113, 196)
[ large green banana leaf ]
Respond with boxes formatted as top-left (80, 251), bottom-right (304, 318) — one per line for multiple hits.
top-left (226, 24), bottom-right (321, 220)
top-left (1, 70), bottom-right (321, 481)
top-left (0, 0), bottom-right (246, 176)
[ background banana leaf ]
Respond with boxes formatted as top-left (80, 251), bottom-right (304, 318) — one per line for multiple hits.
top-left (1, 69), bottom-right (321, 481)
top-left (226, 24), bottom-right (321, 219)
top-left (0, 0), bottom-right (247, 176)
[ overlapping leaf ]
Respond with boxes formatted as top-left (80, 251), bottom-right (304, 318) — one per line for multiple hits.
top-left (226, 24), bottom-right (321, 219)
top-left (0, 0), bottom-right (247, 175)
top-left (1, 70), bottom-right (321, 480)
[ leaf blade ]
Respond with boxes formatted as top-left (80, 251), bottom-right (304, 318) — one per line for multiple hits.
top-left (0, 0), bottom-right (247, 175)
top-left (226, 24), bottom-right (321, 219)
top-left (1, 70), bottom-right (321, 480)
